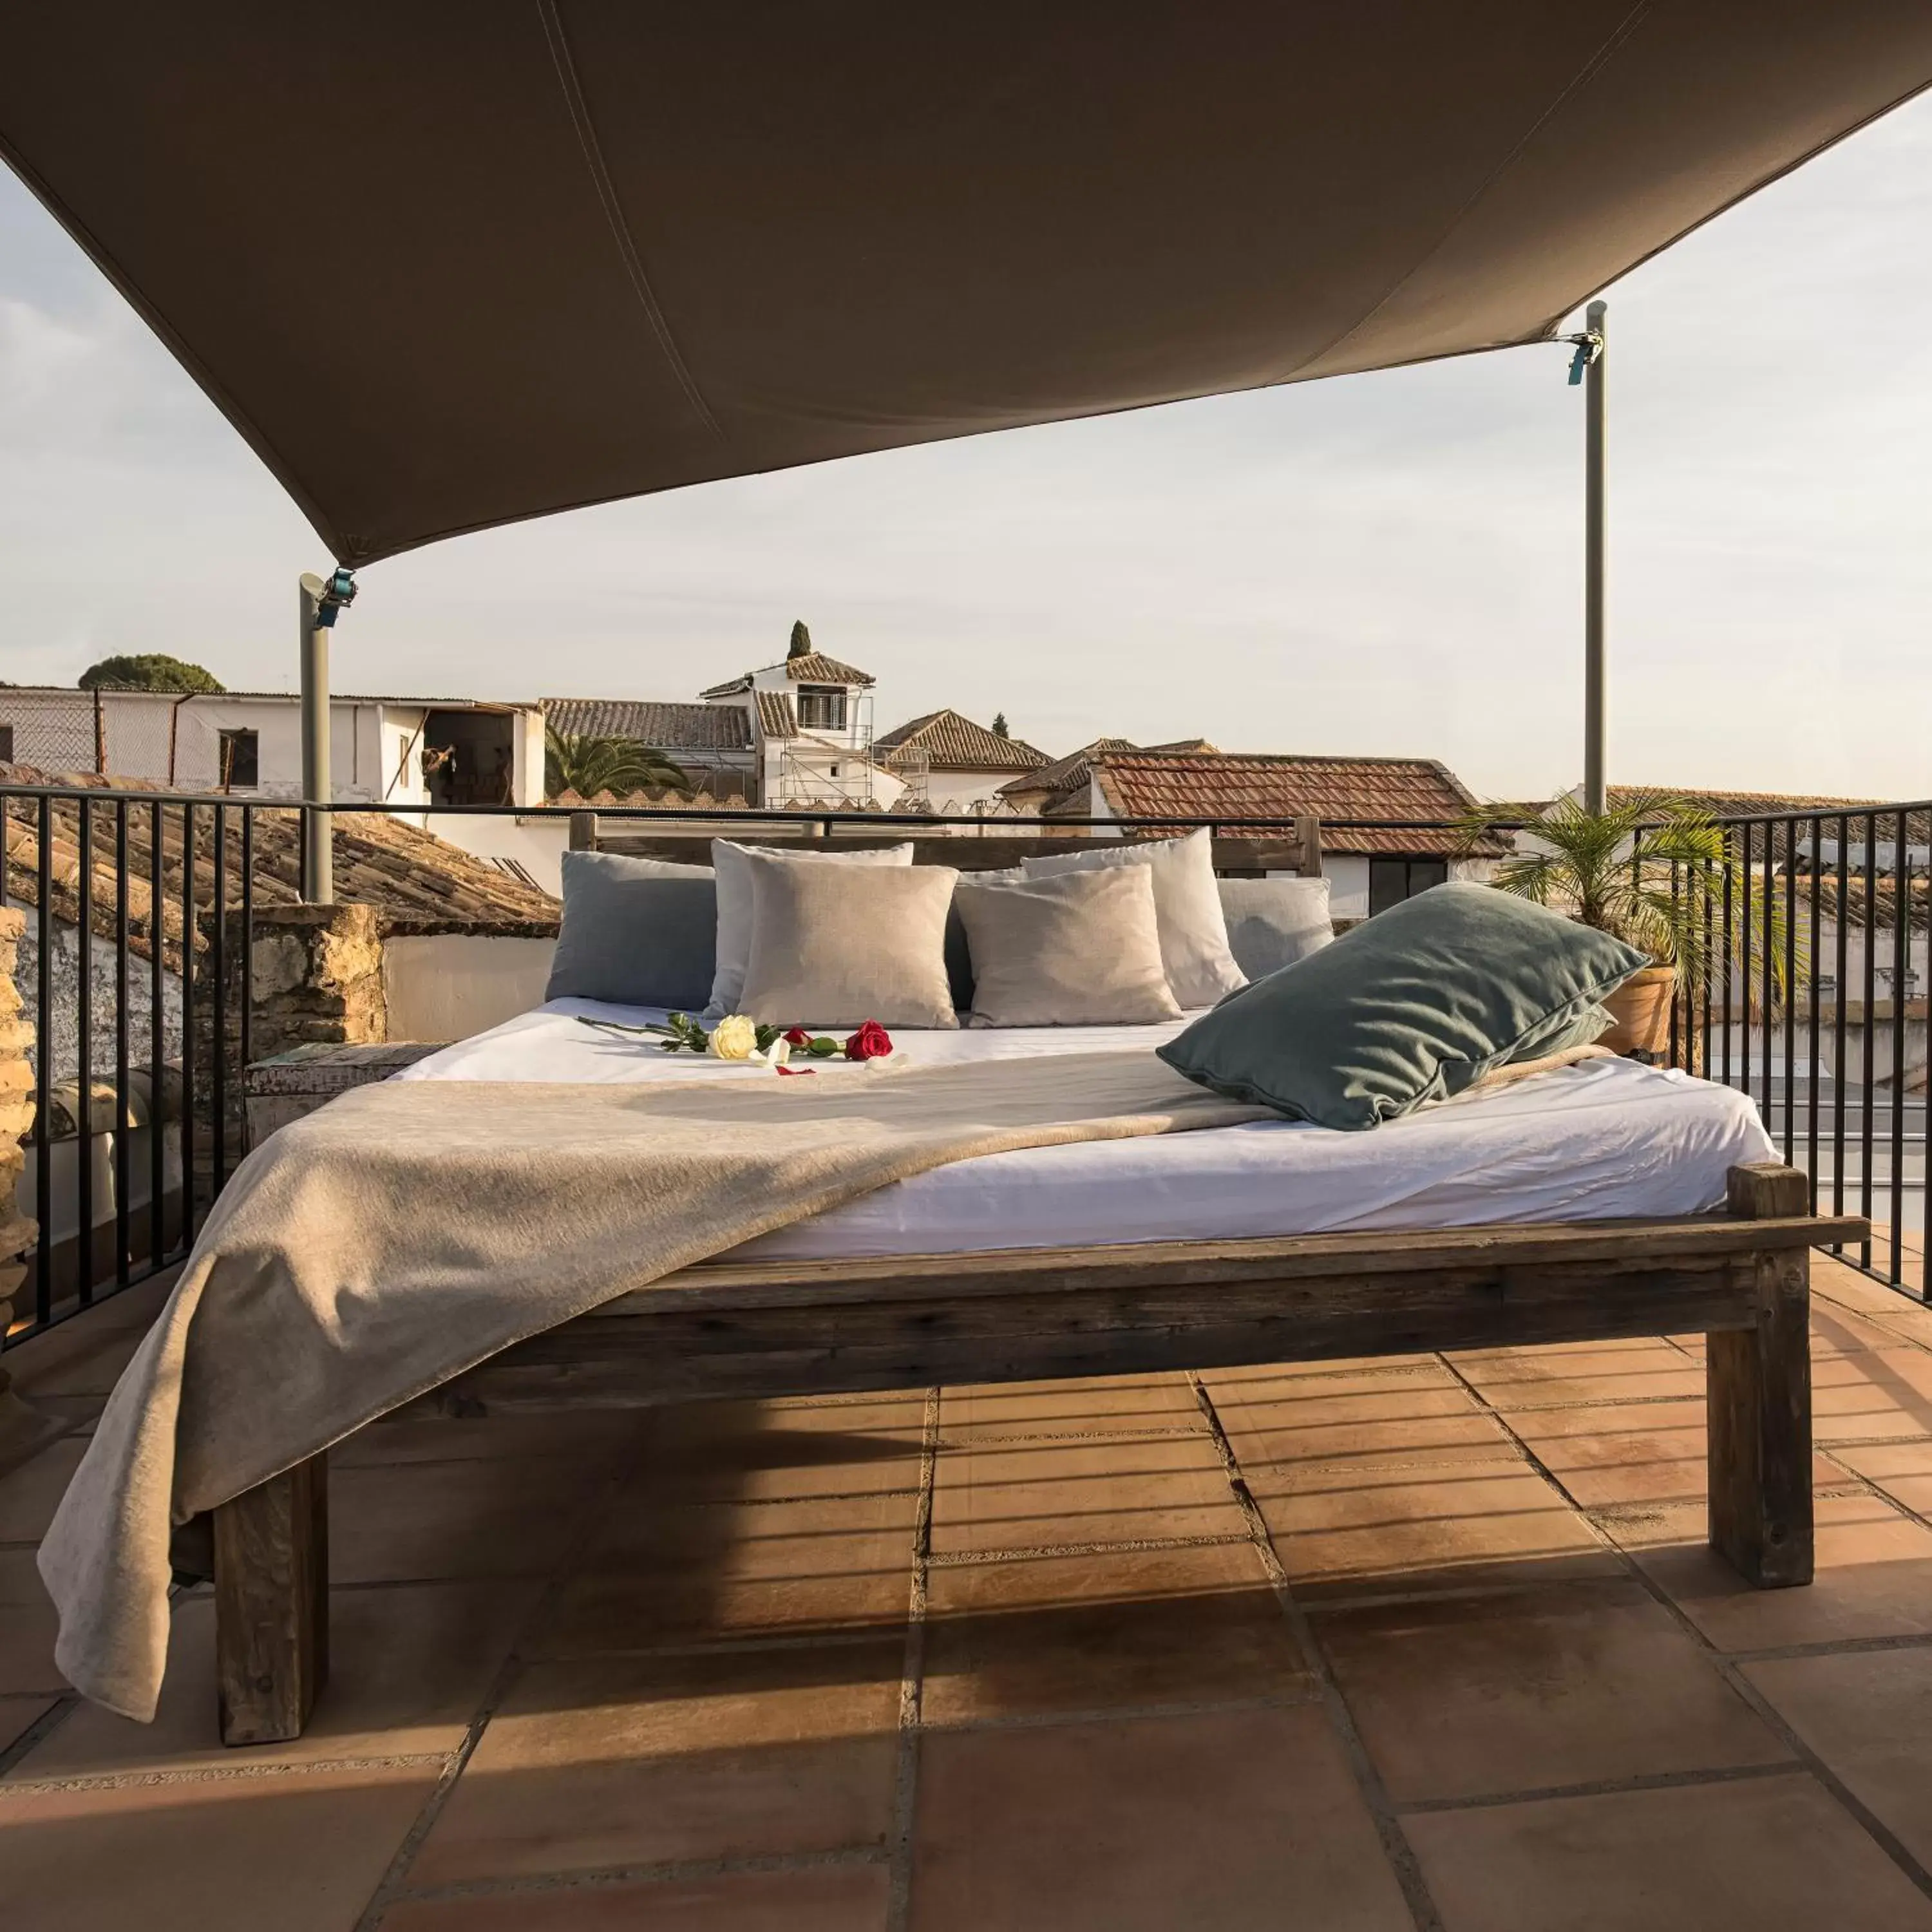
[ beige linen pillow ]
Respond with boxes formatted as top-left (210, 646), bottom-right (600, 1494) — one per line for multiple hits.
top-left (954, 866), bottom-right (1182, 1027)
top-left (1023, 826), bottom-right (1245, 1008)
top-left (706, 838), bottom-right (912, 1018)
top-left (739, 853), bottom-right (961, 1029)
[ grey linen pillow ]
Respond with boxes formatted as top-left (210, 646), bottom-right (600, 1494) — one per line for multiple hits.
top-left (1159, 882), bottom-right (1647, 1130)
top-left (954, 866), bottom-right (1182, 1027)
top-left (738, 852), bottom-right (961, 1029)
top-left (707, 838), bottom-right (912, 1018)
top-left (545, 849), bottom-right (717, 1009)
top-left (1024, 827), bottom-right (1245, 1007)
top-left (1217, 876), bottom-right (1333, 981)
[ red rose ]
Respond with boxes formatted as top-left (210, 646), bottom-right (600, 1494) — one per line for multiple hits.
top-left (844, 1020), bottom-right (893, 1061)
top-left (783, 1027), bottom-right (811, 1047)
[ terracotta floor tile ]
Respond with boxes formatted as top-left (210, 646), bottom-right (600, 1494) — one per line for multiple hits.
top-left (907, 1706), bottom-right (1412, 1931)
top-left (410, 1641), bottom-right (903, 1884)
top-left (0, 1433), bottom-right (87, 1544)
top-left (929, 1432), bottom-right (1244, 1555)
top-left (0, 1693), bottom-right (55, 1756)
top-left (1808, 1302), bottom-right (1920, 1356)
top-left (1829, 1435), bottom-right (1932, 1522)
top-left (329, 1405), bottom-right (647, 1469)
top-left (1256, 1464), bottom-right (1617, 1597)
top-left (0, 1761), bottom-right (440, 1932)
top-left (1, 1318), bottom-right (147, 1399)
top-left (1814, 1256), bottom-right (1932, 1325)
top-left (1221, 1399), bottom-right (1507, 1468)
top-left (536, 1489), bottom-right (919, 1651)
top-left (1636, 1490), bottom-right (1932, 1649)
top-left (1745, 1647), bottom-right (1932, 1873)
top-left (329, 1454), bottom-right (600, 1584)
top-left (1508, 1399), bottom-right (1841, 1510)
top-left (1206, 1361), bottom-right (1473, 1433)
top-left (14, 1580), bottom-right (538, 1778)
top-left (0, 1549), bottom-right (64, 1696)
top-left (940, 1374), bottom-right (1198, 1439)
top-left (1812, 1349), bottom-right (1932, 1444)
top-left (1316, 1579), bottom-right (1788, 1803)
top-left (922, 1540), bottom-right (1311, 1723)
top-left (1449, 1338), bottom-right (1705, 1410)
top-left (631, 1398), bottom-right (927, 1504)
top-left (381, 1863), bottom-right (891, 1930)
top-left (1235, 1414), bottom-right (1524, 1497)
top-left (1406, 1772), bottom-right (1932, 1932)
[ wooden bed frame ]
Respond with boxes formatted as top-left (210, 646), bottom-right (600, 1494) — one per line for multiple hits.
top-left (213, 1162), bottom-right (1860, 1745)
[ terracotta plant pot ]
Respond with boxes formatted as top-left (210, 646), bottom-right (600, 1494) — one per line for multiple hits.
top-left (1599, 964), bottom-right (1676, 1058)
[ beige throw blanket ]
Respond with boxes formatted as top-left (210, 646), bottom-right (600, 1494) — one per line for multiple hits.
top-left (39, 1052), bottom-right (1268, 1721)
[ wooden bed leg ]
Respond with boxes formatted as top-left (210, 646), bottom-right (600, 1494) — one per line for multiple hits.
top-left (1707, 1165), bottom-right (1814, 1587)
top-left (214, 1453), bottom-right (329, 1745)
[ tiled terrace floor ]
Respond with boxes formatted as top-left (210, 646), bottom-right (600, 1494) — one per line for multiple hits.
top-left (10, 1259), bottom-right (1932, 1927)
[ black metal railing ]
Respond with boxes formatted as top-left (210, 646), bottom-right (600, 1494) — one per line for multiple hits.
top-left (1663, 804), bottom-right (1931, 1296)
top-left (3, 782), bottom-right (1924, 1356)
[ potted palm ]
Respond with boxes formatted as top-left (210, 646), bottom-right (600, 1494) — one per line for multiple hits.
top-left (1455, 793), bottom-right (1792, 1061)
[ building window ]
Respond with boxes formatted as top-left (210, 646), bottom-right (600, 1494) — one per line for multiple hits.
top-left (1368, 857), bottom-right (1448, 915)
top-left (217, 727), bottom-right (259, 791)
top-left (796, 685), bottom-right (846, 730)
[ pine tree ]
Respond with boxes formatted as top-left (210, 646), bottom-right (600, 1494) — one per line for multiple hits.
top-left (990, 712), bottom-right (1010, 739)
top-left (788, 620), bottom-right (812, 660)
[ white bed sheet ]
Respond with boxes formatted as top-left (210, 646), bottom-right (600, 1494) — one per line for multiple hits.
top-left (400, 999), bottom-right (1778, 1258)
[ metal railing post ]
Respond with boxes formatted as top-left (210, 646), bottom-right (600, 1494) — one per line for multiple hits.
top-left (299, 574), bottom-right (332, 904)
top-left (1582, 298), bottom-right (1607, 815)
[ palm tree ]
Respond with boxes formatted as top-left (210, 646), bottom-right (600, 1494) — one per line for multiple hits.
top-left (544, 726), bottom-right (689, 800)
top-left (1456, 791), bottom-right (1794, 1002)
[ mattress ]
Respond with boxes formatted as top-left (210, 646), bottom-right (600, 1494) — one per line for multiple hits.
top-left (400, 999), bottom-right (1779, 1259)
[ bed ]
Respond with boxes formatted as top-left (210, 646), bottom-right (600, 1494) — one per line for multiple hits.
top-left (206, 995), bottom-right (1861, 1746)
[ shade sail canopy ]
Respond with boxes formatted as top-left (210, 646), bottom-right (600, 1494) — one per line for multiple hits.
top-left (5, 6), bottom-right (1931, 565)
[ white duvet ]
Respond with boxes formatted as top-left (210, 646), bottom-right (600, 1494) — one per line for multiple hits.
top-left (400, 999), bottom-right (1778, 1259)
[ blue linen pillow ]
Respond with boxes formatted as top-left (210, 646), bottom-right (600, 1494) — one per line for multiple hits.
top-left (1157, 883), bottom-right (1647, 1131)
top-left (545, 849), bottom-right (717, 1009)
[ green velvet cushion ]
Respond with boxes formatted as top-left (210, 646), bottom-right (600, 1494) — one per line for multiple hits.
top-left (1157, 884), bottom-right (1647, 1130)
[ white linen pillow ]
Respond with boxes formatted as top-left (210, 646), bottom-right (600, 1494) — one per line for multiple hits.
top-left (707, 839), bottom-right (913, 1018)
top-left (739, 853), bottom-right (961, 1028)
top-left (1023, 827), bottom-right (1245, 1007)
top-left (954, 866), bottom-right (1182, 1027)
top-left (1217, 875), bottom-right (1333, 981)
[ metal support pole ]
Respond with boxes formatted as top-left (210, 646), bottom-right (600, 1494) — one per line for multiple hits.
top-left (1583, 298), bottom-right (1607, 815)
top-left (299, 573), bottom-right (332, 904)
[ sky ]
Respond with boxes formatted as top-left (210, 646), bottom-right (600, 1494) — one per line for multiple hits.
top-left (3, 91), bottom-right (1931, 804)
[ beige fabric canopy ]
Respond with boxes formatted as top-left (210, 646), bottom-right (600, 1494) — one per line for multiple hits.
top-left (5, 5), bottom-right (1930, 565)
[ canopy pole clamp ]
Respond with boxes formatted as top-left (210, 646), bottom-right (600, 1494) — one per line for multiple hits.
top-left (1562, 330), bottom-right (1604, 386)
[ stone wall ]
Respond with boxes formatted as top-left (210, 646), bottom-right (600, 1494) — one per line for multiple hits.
top-left (13, 911), bottom-right (186, 1077)
top-left (0, 907), bottom-right (42, 1450)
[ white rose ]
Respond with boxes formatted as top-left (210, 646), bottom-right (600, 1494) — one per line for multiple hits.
top-left (708, 1014), bottom-right (758, 1061)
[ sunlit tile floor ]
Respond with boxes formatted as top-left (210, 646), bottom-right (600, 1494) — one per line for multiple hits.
top-left (7, 1256), bottom-right (1932, 1928)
